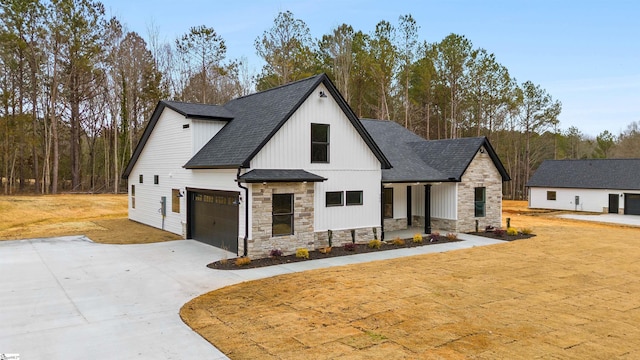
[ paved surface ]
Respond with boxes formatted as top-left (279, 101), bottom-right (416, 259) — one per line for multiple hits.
top-left (557, 213), bottom-right (640, 226)
top-left (0, 234), bottom-right (502, 360)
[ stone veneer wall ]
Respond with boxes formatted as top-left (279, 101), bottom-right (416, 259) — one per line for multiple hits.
top-left (249, 182), bottom-right (315, 258)
top-left (383, 218), bottom-right (408, 231)
top-left (314, 227), bottom-right (382, 247)
top-left (457, 149), bottom-right (503, 232)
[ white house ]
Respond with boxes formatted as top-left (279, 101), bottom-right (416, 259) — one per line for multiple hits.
top-left (123, 74), bottom-right (510, 258)
top-left (527, 159), bottom-right (640, 215)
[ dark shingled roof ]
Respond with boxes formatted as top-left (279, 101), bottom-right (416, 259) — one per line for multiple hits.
top-left (238, 169), bottom-right (327, 183)
top-left (361, 119), bottom-right (510, 182)
top-left (526, 159), bottom-right (640, 190)
top-left (122, 74), bottom-right (390, 178)
top-left (162, 100), bottom-right (234, 120)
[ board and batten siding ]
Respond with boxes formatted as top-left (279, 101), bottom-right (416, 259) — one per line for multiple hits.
top-left (192, 119), bottom-right (227, 155)
top-left (412, 183), bottom-right (458, 220)
top-left (529, 187), bottom-right (621, 213)
top-left (128, 108), bottom-right (245, 238)
top-left (250, 82), bottom-right (382, 231)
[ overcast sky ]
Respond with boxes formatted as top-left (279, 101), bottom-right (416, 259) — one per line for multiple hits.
top-left (104, 0), bottom-right (640, 137)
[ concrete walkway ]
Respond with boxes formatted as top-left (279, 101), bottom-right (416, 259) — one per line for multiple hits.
top-left (0, 234), bottom-right (502, 360)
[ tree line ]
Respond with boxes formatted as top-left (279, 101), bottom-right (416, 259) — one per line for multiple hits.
top-left (1, 3), bottom-right (638, 198)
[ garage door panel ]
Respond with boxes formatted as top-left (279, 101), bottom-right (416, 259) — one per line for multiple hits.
top-left (625, 193), bottom-right (640, 215)
top-left (189, 190), bottom-right (239, 253)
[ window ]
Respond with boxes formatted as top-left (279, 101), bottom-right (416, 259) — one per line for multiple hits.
top-left (139, 174), bottom-right (143, 183)
top-left (474, 187), bottom-right (486, 217)
top-left (311, 123), bottom-right (329, 163)
top-left (326, 191), bottom-right (343, 207)
top-left (272, 194), bottom-right (294, 236)
top-left (346, 191), bottom-right (363, 206)
top-left (131, 185), bottom-right (136, 209)
top-left (547, 191), bottom-right (556, 201)
top-left (172, 189), bottom-right (181, 213)
top-left (154, 175), bottom-right (159, 185)
top-left (383, 188), bottom-right (393, 218)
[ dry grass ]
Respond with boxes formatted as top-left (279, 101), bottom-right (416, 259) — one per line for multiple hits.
top-left (0, 194), bottom-right (181, 243)
top-left (182, 200), bottom-right (640, 359)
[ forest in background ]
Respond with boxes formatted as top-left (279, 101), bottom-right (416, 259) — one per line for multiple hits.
top-left (2, 1), bottom-right (639, 198)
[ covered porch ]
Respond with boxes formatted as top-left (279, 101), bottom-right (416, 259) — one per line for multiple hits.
top-left (381, 182), bottom-right (458, 240)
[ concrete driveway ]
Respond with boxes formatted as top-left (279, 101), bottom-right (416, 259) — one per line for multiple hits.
top-left (0, 234), bottom-right (502, 359)
top-left (557, 213), bottom-right (640, 226)
top-left (0, 236), bottom-right (239, 359)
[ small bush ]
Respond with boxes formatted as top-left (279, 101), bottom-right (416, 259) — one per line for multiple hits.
top-left (430, 231), bottom-right (440, 237)
top-left (412, 233), bottom-right (423, 243)
top-left (428, 234), bottom-right (439, 242)
top-left (295, 248), bottom-right (309, 259)
top-left (507, 227), bottom-right (518, 236)
top-left (344, 243), bottom-right (356, 251)
top-left (235, 257), bottom-right (251, 266)
top-left (269, 249), bottom-right (283, 257)
top-left (319, 246), bottom-right (332, 254)
top-left (368, 239), bottom-right (382, 249)
top-left (446, 233), bottom-right (458, 241)
top-left (391, 237), bottom-right (405, 246)
top-left (520, 227), bottom-right (533, 235)
top-left (494, 228), bottom-right (506, 236)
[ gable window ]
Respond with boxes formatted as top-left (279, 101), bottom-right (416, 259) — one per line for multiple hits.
top-left (139, 174), bottom-right (143, 183)
top-left (311, 123), bottom-right (329, 163)
top-left (272, 193), bottom-right (294, 236)
top-left (474, 187), bottom-right (486, 217)
top-left (547, 191), bottom-right (556, 201)
top-left (154, 175), bottom-right (159, 185)
top-left (326, 191), bottom-right (343, 207)
top-left (131, 185), bottom-right (136, 209)
top-left (346, 191), bottom-right (363, 206)
top-left (172, 189), bottom-right (181, 213)
top-left (383, 188), bottom-right (393, 218)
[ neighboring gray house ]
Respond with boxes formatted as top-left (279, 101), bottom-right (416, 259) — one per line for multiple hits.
top-left (527, 159), bottom-right (640, 215)
top-left (123, 73), bottom-right (510, 258)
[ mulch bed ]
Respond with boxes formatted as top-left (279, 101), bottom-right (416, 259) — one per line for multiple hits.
top-left (468, 231), bottom-right (536, 241)
top-left (208, 235), bottom-right (460, 270)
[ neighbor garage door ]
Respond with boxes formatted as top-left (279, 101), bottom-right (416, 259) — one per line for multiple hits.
top-left (188, 189), bottom-right (239, 253)
top-left (625, 193), bottom-right (640, 215)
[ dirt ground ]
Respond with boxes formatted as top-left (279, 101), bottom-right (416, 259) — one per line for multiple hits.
top-left (182, 201), bottom-right (640, 359)
top-left (0, 194), bottom-right (181, 243)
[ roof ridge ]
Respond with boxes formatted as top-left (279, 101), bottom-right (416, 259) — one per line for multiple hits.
top-left (228, 73), bottom-right (324, 102)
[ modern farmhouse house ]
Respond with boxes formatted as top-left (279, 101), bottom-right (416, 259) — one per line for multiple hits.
top-left (123, 74), bottom-right (510, 257)
top-left (527, 159), bottom-right (640, 215)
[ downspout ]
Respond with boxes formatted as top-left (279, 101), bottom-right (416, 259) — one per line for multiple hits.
top-left (380, 183), bottom-right (385, 240)
top-left (236, 168), bottom-right (249, 257)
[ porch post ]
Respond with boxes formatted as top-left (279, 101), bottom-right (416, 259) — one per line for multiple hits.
top-left (380, 184), bottom-right (385, 240)
top-left (424, 184), bottom-right (432, 234)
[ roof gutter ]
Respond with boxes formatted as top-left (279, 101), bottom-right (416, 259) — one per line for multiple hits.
top-left (236, 167), bottom-right (249, 257)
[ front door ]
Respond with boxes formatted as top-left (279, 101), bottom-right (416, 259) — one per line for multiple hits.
top-left (608, 194), bottom-right (619, 214)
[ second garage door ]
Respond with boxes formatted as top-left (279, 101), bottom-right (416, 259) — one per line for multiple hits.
top-left (625, 193), bottom-right (640, 215)
top-left (188, 189), bottom-right (239, 253)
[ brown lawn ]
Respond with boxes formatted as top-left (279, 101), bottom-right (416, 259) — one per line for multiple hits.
top-left (0, 194), bottom-right (181, 243)
top-left (182, 201), bottom-right (640, 359)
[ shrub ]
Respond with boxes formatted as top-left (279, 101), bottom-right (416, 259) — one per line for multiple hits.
top-left (494, 228), bottom-right (506, 237)
top-left (319, 246), bottom-right (332, 254)
top-left (507, 227), bottom-right (518, 236)
top-left (428, 234), bottom-right (439, 242)
top-left (235, 257), bottom-right (251, 266)
top-left (431, 231), bottom-right (440, 237)
top-left (412, 233), bottom-right (423, 243)
top-left (391, 237), bottom-right (405, 246)
top-left (269, 249), bottom-right (283, 258)
top-left (520, 228), bottom-right (533, 235)
top-left (446, 233), bottom-right (458, 241)
top-left (368, 239), bottom-right (382, 249)
top-left (344, 243), bottom-right (356, 251)
top-left (295, 248), bottom-right (309, 259)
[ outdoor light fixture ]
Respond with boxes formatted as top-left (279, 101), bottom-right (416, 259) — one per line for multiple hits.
top-left (319, 91), bottom-right (327, 98)
top-left (177, 190), bottom-right (185, 198)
